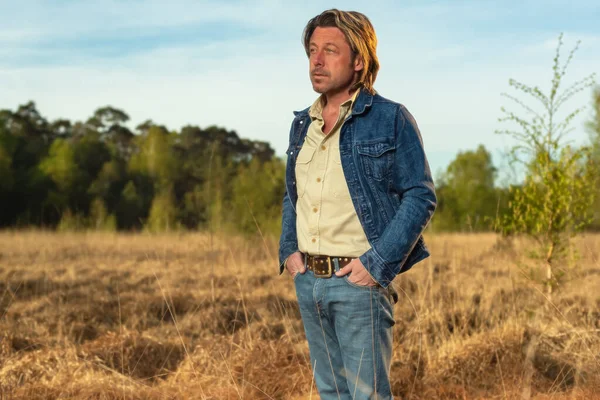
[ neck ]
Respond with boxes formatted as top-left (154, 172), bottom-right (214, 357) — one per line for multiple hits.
top-left (323, 86), bottom-right (358, 112)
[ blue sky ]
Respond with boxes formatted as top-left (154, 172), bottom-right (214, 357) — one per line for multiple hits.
top-left (1, 0), bottom-right (599, 181)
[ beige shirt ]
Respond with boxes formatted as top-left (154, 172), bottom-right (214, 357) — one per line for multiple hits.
top-left (295, 92), bottom-right (371, 257)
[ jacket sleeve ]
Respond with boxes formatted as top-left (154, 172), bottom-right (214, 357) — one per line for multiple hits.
top-left (278, 118), bottom-right (301, 274)
top-left (359, 105), bottom-right (437, 287)
top-left (278, 187), bottom-right (299, 274)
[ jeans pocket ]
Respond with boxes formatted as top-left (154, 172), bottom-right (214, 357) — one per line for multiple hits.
top-left (343, 275), bottom-right (380, 291)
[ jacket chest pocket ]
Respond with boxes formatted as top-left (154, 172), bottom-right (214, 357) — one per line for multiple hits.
top-left (356, 141), bottom-right (395, 181)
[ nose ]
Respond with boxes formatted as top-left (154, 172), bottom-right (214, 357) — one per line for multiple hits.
top-left (311, 50), bottom-right (323, 67)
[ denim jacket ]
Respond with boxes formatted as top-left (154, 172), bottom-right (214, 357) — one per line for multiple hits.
top-left (278, 88), bottom-right (437, 288)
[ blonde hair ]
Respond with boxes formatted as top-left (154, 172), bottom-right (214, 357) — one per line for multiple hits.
top-left (303, 9), bottom-right (379, 94)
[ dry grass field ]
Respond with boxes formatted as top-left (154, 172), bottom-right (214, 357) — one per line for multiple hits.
top-left (0, 231), bottom-right (599, 399)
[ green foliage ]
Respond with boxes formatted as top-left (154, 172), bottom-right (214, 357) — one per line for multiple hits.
top-left (88, 159), bottom-right (127, 210)
top-left (181, 185), bottom-right (206, 229)
top-left (229, 158), bottom-right (286, 236)
top-left (39, 139), bottom-right (84, 214)
top-left (585, 86), bottom-right (600, 230)
top-left (57, 209), bottom-right (87, 232)
top-left (208, 184), bottom-right (225, 233)
top-left (504, 147), bottom-right (596, 247)
top-left (0, 141), bottom-right (14, 192)
top-left (91, 106), bottom-right (130, 128)
top-left (433, 145), bottom-right (506, 231)
top-left (496, 33), bottom-right (597, 293)
top-left (1, 104), bottom-right (53, 225)
top-left (117, 181), bottom-right (146, 229)
top-left (73, 132), bottom-right (111, 181)
top-left (202, 151), bottom-right (234, 233)
top-left (0, 121), bottom-right (17, 224)
top-left (145, 189), bottom-right (178, 232)
top-left (129, 126), bottom-right (179, 190)
top-left (89, 198), bottom-right (117, 232)
top-left (40, 139), bottom-right (79, 192)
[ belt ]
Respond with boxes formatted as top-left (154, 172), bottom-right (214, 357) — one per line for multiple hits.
top-left (306, 254), bottom-right (354, 278)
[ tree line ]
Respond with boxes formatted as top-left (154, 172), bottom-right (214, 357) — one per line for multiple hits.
top-left (0, 102), bottom-right (285, 235)
top-left (0, 88), bottom-right (598, 235)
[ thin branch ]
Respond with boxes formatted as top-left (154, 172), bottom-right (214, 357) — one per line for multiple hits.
top-left (500, 93), bottom-right (546, 122)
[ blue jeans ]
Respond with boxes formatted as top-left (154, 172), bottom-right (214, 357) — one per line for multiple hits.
top-left (294, 258), bottom-right (397, 399)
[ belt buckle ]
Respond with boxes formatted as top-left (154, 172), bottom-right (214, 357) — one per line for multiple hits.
top-left (313, 256), bottom-right (333, 278)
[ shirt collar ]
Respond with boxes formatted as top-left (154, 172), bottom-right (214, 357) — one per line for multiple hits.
top-left (308, 89), bottom-right (360, 121)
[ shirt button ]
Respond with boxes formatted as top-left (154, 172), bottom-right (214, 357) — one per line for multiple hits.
top-left (311, 238), bottom-right (316, 243)
top-left (316, 177), bottom-right (322, 183)
top-left (321, 145), bottom-right (326, 150)
top-left (312, 207), bottom-right (318, 213)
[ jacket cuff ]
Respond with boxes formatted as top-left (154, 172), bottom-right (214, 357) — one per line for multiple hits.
top-left (359, 248), bottom-right (397, 288)
top-left (279, 256), bottom-right (290, 275)
top-left (278, 242), bottom-right (298, 275)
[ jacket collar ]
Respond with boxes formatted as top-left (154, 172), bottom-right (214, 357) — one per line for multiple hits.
top-left (351, 87), bottom-right (374, 116)
top-left (293, 87), bottom-right (374, 118)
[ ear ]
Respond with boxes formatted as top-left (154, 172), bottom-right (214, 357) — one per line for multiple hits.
top-left (354, 55), bottom-right (364, 72)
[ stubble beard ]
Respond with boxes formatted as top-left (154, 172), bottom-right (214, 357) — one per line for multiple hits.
top-left (310, 72), bottom-right (330, 94)
top-left (312, 76), bottom-right (357, 97)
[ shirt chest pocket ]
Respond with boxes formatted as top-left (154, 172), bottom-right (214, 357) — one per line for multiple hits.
top-left (329, 147), bottom-right (350, 199)
top-left (356, 141), bottom-right (395, 181)
top-left (295, 145), bottom-right (316, 199)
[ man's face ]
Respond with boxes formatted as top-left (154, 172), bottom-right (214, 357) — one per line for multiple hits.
top-left (308, 26), bottom-right (363, 97)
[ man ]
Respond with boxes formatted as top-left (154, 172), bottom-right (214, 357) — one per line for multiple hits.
top-left (278, 9), bottom-right (436, 400)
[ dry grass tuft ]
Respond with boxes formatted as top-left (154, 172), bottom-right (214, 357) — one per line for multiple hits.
top-left (81, 330), bottom-right (185, 380)
top-left (171, 338), bottom-right (313, 399)
top-left (0, 348), bottom-right (94, 389)
top-left (427, 323), bottom-right (527, 387)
